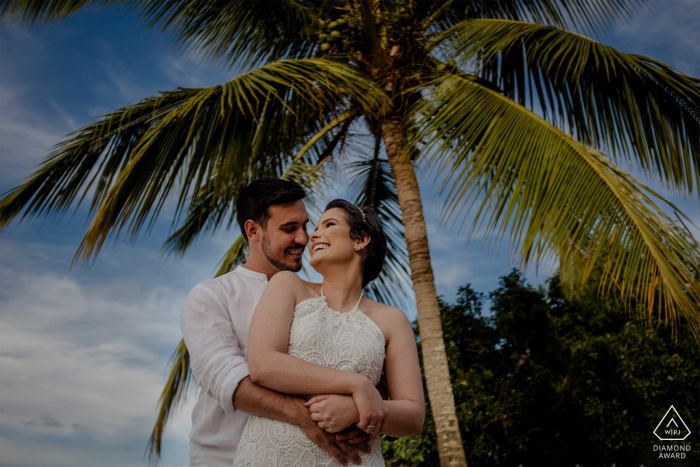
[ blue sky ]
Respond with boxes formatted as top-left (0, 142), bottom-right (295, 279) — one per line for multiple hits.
top-left (1, 2), bottom-right (699, 466)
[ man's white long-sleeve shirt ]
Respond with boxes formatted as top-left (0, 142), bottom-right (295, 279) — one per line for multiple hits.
top-left (181, 266), bottom-right (268, 467)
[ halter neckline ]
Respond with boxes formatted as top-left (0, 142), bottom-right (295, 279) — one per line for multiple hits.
top-left (320, 286), bottom-right (363, 311)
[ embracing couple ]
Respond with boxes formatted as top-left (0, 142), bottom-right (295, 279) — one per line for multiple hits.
top-left (181, 178), bottom-right (424, 466)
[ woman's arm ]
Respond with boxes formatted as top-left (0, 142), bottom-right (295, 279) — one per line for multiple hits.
top-left (247, 271), bottom-right (387, 432)
top-left (376, 307), bottom-right (425, 437)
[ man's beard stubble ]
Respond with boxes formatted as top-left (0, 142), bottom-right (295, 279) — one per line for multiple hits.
top-left (261, 234), bottom-right (303, 273)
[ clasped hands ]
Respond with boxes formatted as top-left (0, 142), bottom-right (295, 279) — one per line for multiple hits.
top-left (304, 378), bottom-right (388, 436)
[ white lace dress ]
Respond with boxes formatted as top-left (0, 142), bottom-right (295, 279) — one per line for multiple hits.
top-left (233, 292), bottom-right (386, 467)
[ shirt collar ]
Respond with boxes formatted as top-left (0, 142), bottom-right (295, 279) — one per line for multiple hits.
top-left (235, 265), bottom-right (269, 282)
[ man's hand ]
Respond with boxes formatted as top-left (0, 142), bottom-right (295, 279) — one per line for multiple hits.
top-left (336, 426), bottom-right (372, 450)
top-left (305, 394), bottom-right (360, 433)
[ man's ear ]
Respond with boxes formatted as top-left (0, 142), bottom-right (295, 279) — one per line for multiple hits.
top-left (245, 220), bottom-right (261, 242)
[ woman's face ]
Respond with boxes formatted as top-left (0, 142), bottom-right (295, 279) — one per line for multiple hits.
top-left (309, 208), bottom-right (359, 270)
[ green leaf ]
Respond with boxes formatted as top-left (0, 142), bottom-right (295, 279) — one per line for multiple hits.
top-left (436, 19), bottom-right (700, 199)
top-left (146, 338), bottom-right (192, 463)
top-left (413, 73), bottom-right (700, 338)
top-left (133, 0), bottom-right (321, 68)
top-left (0, 0), bottom-right (121, 24)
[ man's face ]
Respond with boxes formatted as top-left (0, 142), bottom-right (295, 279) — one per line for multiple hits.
top-left (259, 200), bottom-right (309, 272)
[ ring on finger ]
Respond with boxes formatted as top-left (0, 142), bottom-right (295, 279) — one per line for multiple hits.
top-left (319, 421), bottom-right (325, 429)
top-left (366, 424), bottom-right (376, 430)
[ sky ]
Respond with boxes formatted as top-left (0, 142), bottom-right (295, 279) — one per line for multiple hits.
top-left (1, 1), bottom-right (699, 466)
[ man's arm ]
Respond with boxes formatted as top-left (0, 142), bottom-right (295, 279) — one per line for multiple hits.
top-left (233, 376), bottom-right (306, 424)
top-left (181, 285), bottom-right (250, 415)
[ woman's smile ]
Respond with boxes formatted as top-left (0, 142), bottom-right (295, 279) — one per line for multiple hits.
top-left (311, 242), bottom-right (330, 255)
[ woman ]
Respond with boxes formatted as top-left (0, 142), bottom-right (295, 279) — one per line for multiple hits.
top-left (234, 199), bottom-right (425, 466)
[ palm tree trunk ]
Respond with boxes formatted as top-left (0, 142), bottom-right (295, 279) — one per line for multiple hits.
top-left (381, 116), bottom-right (468, 467)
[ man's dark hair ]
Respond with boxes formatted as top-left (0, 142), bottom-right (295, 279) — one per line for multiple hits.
top-left (324, 199), bottom-right (387, 287)
top-left (236, 178), bottom-right (306, 241)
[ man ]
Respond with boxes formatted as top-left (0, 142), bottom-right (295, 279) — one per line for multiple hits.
top-left (181, 178), bottom-right (370, 467)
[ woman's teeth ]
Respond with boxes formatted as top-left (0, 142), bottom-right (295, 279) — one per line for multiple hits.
top-left (313, 244), bottom-right (329, 252)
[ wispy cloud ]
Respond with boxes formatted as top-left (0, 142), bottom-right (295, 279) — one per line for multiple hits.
top-left (0, 84), bottom-right (72, 185)
top-left (157, 51), bottom-right (230, 89)
top-left (601, 0), bottom-right (700, 75)
top-left (0, 235), bottom-right (221, 466)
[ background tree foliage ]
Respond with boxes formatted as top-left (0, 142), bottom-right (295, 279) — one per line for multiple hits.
top-left (382, 269), bottom-right (700, 466)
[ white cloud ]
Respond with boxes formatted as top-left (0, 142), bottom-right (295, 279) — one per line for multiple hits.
top-left (0, 235), bottom-right (219, 465)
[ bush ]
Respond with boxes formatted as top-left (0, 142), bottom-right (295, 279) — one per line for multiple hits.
top-left (382, 270), bottom-right (699, 466)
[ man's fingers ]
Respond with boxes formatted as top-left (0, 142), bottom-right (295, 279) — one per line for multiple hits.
top-left (347, 433), bottom-right (371, 445)
top-left (355, 440), bottom-right (372, 454)
top-left (335, 440), bottom-right (362, 465)
top-left (336, 427), bottom-right (364, 441)
top-left (326, 444), bottom-right (349, 466)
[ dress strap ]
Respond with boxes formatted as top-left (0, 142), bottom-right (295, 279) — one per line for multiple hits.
top-left (355, 291), bottom-right (364, 309)
top-left (320, 286), bottom-right (324, 298)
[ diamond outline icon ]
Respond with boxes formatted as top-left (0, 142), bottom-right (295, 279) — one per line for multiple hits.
top-left (654, 405), bottom-right (691, 441)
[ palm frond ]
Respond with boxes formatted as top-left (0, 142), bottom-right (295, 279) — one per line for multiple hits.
top-left (436, 19), bottom-right (700, 199)
top-left (133, 0), bottom-right (323, 68)
top-left (0, 0), bottom-right (121, 24)
top-left (417, 0), bottom-right (647, 35)
top-left (0, 0), bottom-right (321, 69)
top-left (346, 133), bottom-right (413, 310)
top-left (290, 110), bottom-right (357, 171)
top-left (0, 59), bottom-right (389, 262)
top-left (146, 338), bottom-right (192, 463)
top-left (413, 73), bottom-right (700, 338)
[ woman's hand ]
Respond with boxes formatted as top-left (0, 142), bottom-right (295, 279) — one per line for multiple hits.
top-left (305, 394), bottom-right (360, 433)
top-left (351, 377), bottom-right (388, 436)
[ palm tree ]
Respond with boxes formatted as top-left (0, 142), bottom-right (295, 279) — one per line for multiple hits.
top-left (2, 1), bottom-right (699, 466)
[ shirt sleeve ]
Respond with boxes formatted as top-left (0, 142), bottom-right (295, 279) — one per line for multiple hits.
top-left (181, 284), bottom-right (250, 414)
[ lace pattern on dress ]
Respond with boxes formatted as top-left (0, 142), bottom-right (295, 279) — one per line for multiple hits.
top-left (233, 294), bottom-right (386, 467)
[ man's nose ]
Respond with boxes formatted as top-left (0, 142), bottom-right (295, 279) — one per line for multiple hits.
top-left (297, 228), bottom-right (310, 244)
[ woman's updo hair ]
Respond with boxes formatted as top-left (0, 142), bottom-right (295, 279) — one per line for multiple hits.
top-left (324, 199), bottom-right (387, 288)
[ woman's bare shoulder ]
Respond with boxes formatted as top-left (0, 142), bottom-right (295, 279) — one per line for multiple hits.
top-left (267, 272), bottom-right (321, 303)
top-left (269, 270), bottom-right (304, 287)
top-left (361, 298), bottom-right (410, 326)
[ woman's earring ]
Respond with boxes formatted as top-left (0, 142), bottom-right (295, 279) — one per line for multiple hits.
top-left (354, 244), bottom-right (365, 251)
